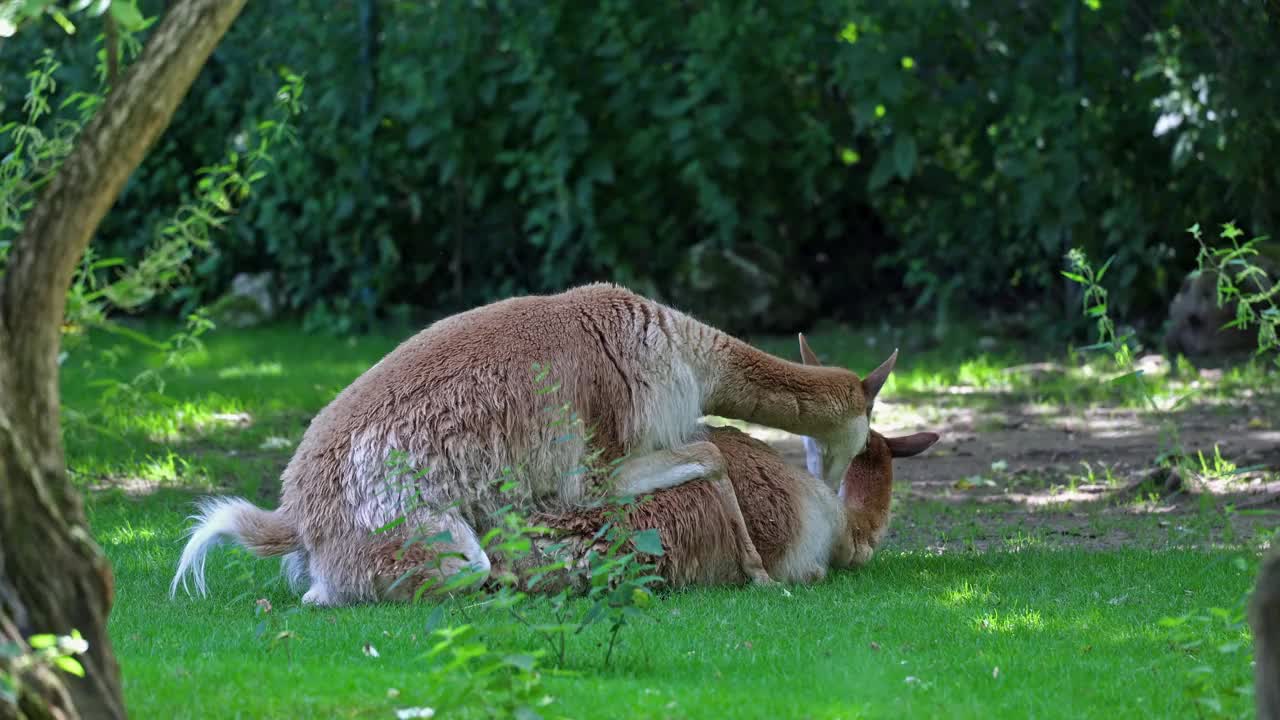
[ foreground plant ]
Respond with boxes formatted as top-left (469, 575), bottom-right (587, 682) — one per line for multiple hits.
top-left (1188, 221), bottom-right (1279, 366)
top-left (1062, 248), bottom-right (1182, 463)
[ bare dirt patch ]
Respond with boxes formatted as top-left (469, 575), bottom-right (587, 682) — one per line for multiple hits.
top-left (732, 388), bottom-right (1280, 553)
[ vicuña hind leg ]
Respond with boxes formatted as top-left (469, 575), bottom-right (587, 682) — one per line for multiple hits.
top-left (369, 509), bottom-right (492, 602)
top-left (611, 441), bottom-right (773, 585)
top-left (299, 510), bottom-right (491, 606)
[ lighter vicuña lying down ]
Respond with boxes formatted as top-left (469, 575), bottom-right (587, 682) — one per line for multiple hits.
top-left (374, 422), bottom-right (937, 596)
top-left (529, 425), bottom-right (938, 590)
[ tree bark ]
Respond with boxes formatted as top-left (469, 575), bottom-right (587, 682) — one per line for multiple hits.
top-left (1253, 544), bottom-right (1280, 720)
top-left (0, 1), bottom-right (249, 718)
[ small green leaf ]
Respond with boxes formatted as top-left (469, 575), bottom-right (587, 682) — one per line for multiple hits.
top-left (27, 634), bottom-right (57, 650)
top-left (503, 653), bottom-right (536, 671)
top-left (0, 673), bottom-right (15, 704)
top-left (372, 516), bottom-right (407, 535)
top-left (630, 528), bottom-right (664, 556)
top-left (579, 601), bottom-right (605, 627)
top-left (1096, 255), bottom-right (1116, 281)
top-left (109, 0), bottom-right (145, 31)
top-left (892, 134), bottom-right (917, 179)
top-left (54, 656), bottom-right (85, 677)
top-left (622, 605), bottom-right (648, 620)
top-left (901, 56), bottom-right (916, 70)
top-left (424, 604), bottom-right (445, 634)
top-left (867, 153), bottom-right (896, 191)
top-left (49, 8), bottom-right (76, 33)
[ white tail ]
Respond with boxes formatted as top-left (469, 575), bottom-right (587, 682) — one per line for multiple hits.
top-left (170, 496), bottom-right (299, 598)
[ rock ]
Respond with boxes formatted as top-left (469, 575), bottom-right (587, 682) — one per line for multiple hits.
top-left (209, 271), bottom-right (277, 328)
top-left (1135, 353), bottom-right (1170, 376)
top-left (665, 242), bottom-right (819, 335)
top-left (1163, 253), bottom-right (1277, 368)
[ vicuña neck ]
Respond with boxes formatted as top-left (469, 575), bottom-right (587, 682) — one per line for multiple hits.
top-left (692, 329), bottom-right (857, 437)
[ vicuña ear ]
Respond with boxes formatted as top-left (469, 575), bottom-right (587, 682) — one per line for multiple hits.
top-left (884, 431), bottom-right (940, 458)
top-left (797, 333), bottom-right (822, 366)
top-left (801, 435), bottom-right (824, 481)
top-left (861, 349), bottom-right (898, 405)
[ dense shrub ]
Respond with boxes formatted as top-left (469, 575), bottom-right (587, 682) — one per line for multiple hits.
top-left (2, 0), bottom-right (1275, 334)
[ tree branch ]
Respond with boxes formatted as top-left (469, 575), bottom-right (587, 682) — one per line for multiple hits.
top-left (105, 14), bottom-right (120, 89)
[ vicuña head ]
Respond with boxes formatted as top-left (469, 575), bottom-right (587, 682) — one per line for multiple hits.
top-left (793, 334), bottom-right (897, 491)
top-left (827, 428), bottom-right (938, 568)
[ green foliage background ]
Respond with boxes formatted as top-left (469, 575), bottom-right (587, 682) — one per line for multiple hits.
top-left (2, 0), bottom-right (1275, 333)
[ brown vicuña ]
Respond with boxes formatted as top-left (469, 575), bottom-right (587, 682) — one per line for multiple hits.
top-left (484, 424), bottom-right (938, 595)
top-left (170, 283), bottom-right (894, 606)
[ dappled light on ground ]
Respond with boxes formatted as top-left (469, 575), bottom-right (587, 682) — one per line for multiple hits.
top-left (99, 521), bottom-right (160, 547)
top-left (728, 336), bottom-right (1278, 558)
top-left (216, 361), bottom-right (285, 379)
top-left (81, 451), bottom-right (214, 497)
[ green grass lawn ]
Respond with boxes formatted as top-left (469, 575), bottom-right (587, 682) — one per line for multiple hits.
top-left (64, 322), bottom-right (1262, 719)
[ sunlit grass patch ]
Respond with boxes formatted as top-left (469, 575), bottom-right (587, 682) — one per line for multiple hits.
top-left (216, 360), bottom-right (285, 379)
top-left (101, 520), bottom-right (160, 548)
top-left (749, 323), bottom-right (1277, 416)
top-left (972, 607), bottom-right (1046, 634)
top-left (72, 450), bottom-right (216, 496)
top-left (103, 397), bottom-right (252, 443)
top-left (938, 579), bottom-right (1000, 607)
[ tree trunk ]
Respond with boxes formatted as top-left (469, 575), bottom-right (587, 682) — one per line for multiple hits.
top-left (1253, 544), bottom-right (1280, 720)
top-left (0, 1), bottom-right (249, 718)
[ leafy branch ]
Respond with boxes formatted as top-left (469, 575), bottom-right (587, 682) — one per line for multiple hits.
top-left (1189, 221), bottom-right (1279, 367)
